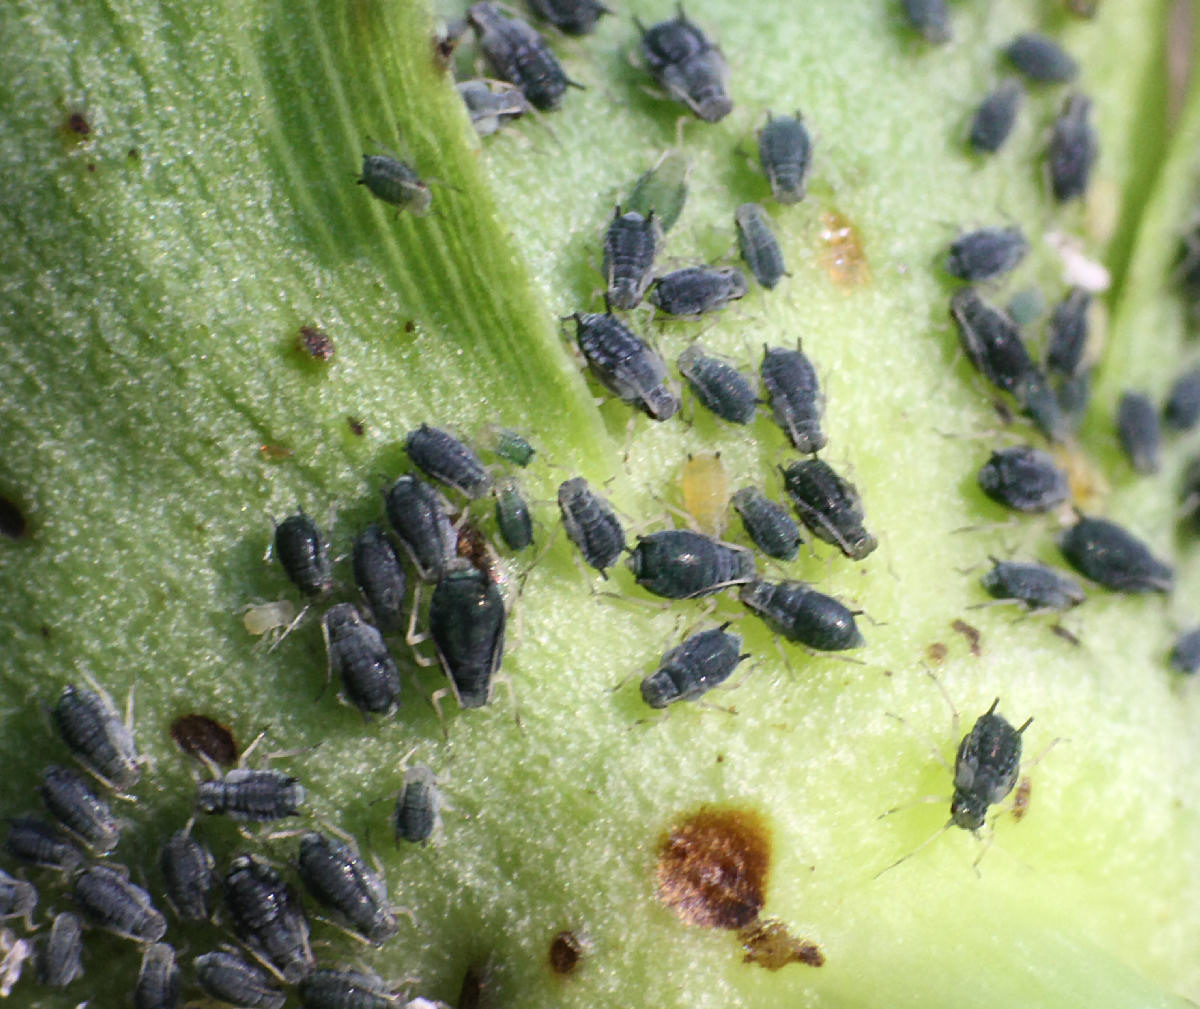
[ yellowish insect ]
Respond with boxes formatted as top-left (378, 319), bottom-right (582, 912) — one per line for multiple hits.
top-left (680, 452), bottom-right (728, 536)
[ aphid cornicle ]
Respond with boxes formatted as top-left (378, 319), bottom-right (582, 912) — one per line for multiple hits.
top-left (3, 816), bottom-right (83, 873)
top-left (385, 474), bottom-right (458, 582)
top-left (968, 78), bottom-right (1022, 154)
top-left (394, 764), bottom-right (442, 845)
top-left (626, 529), bottom-right (755, 599)
top-left (758, 110), bottom-right (812, 205)
top-left (274, 511), bottom-right (334, 598)
top-left (39, 764), bottom-right (120, 854)
top-left (1045, 287), bottom-right (1092, 378)
top-left (676, 345), bottom-right (758, 425)
top-left (950, 699), bottom-right (1031, 831)
top-left (640, 626), bottom-right (747, 709)
top-left (1058, 516), bottom-right (1174, 593)
top-left (456, 79), bottom-right (531, 137)
top-left (159, 828), bottom-right (217, 922)
top-left (322, 603), bottom-right (403, 717)
top-left (782, 459), bottom-right (878, 560)
top-left (738, 579), bottom-right (865, 651)
top-left (558, 477), bottom-right (625, 574)
top-left (760, 343), bottom-right (825, 453)
top-left (468, 3), bottom-right (577, 111)
top-left (299, 968), bottom-right (396, 1009)
top-left (603, 207), bottom-right (661, 311)
top-left (980, 558), bottom-right (1086, 611)
top-left (297, 831), bottom-right (398, 945)
top-left (134, 943), bottom-right (180, 1009)
top-left (0, 870), bottom-right (37, 926)
top-left (353, 524), bottom-right (407, 635)
top-left (1048, 94), bottom-right (1097, 203)
top-left (636, 5), bottom-right (732, 123)
top-left (945, 227), bottom-right (1028, 282)
top-left (71, 863), bottom-right (167, 942)
top-left (735, 203), bottom-right (787, 290)
top-left (53, 682), bottom-right (141, 791)
top-left (39, 912), bottom-right (84, 988)
top-left (731, 486), bottom-right (802, 561)
top-left (430, 558), bottom-right (507, 709)
top-left (649, 266), bottom-right (748, 317)
top-left (901, 0), bottom-right (951, 43)
top-left (358, 154), bottom-right (433, 216)
top-left (1005, 33), bottom-right (1078, 83)
top-left (524, 0), bottom-right (609, 34)
top-left (1116, 391), bottom-right (1162, 475)
top-left (572, 312), bottom-right (680, 420)
top-left (405, 424), bottom-right (493, 499)
top-left (196, 768), bottom-right (306, 822)
top-left (976, 445), bottom-right (1070, 513)
top-left (1170, 628), bottom-right (1200, 675)
top-left (194, 950), bottom-right (286, 1009)
top-left (1164, 367), bottom-right (1200, 431)
top-left (225, 854), bottom-right (315, 983)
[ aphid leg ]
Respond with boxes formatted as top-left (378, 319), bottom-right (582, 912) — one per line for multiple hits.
top-left (873, 819), bottom-right (954, 879)
top-left (950, 516), bottom-right (1022, 536)
top-left (969, 826), bottom-right (997, 876)
top-left (267, 602), bottom-right (311, 654)
top-left (429, 688), bottom-right (455, 742)
top-left (491, 673), bottom-right (524, 734)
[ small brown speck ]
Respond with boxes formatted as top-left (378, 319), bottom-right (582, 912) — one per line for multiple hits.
top-left (86, 163), bottom-right (96, 173)
top-left (926, 642), bottom-right (947, 664)
top-left (951, 619), bottom-right (982, 657)
top-left (739, 917), bottom-right (825, 970)
top-left (170, 714), bottom-right (239, 766)
top-left (404, 319), bottom-right (416, 333)
top-left (1011, 775), bottom-right (1032, 821)
top-left (297, 325), bottom-right (335, 362)
top-left (715, 753), bottom-right (724, 763)
top-left (259, 444), bottom-right (292, 462)
top-left (347, 417), bottom-right (365, 437)
top-left (549, 930), bottom-right (583, 975)
top-left (40, 625), bottom-right (52, 639)
top-left (65, 112), bottom-right (91, 138)
top-left (0, 495), bottom-right (28, 540)
top-left (127, 148), bottom-right (139, 160)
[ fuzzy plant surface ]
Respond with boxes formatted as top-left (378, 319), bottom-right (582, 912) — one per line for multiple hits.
top-left (1, 0), bottom-right (1199, 1007)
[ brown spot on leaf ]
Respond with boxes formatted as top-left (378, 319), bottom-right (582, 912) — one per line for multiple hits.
top-left (739, 917), bottom-right (824, 970)
top-left (0, 495), bottom-right (28, 540)
top-left (259, 444), bottom-right (292, 462)
top-left (926, 642), bottom-right (947, 664)
top-left (170, 714), bottom-right (238, 766)
top-left (818, 209), bottom-right (869, 289)
top-left (347, 416), bottom-right (365, 437)
top-left (951, 619), bottom-right (982, 657)
top-left (64, 112), bottom-right (91, 139)
top-left (548, 930), bottom-right (583, 974)
top-left (297, 325), bottom-right (335, 362)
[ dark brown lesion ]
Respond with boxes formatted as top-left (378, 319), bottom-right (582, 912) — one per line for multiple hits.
top-left (548, 930), bottom-right (583, 975)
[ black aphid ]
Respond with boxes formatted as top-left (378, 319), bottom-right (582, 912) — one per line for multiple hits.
top-left (603, 208), bottom-right (661, 310)
top-left (1045, 287), bottom-right (1092, 378)
top-left (0, 869), bottom-right (36, 926)
top-left (525, 0), bottom-right (610, 34)
top-left (758, 110), bottom-right (812, 205)
top-left (39, 764), bottom-right (119, 854)
top-left (1058, 516), bottom-right (1173, 593)
top-left (649, 265), bottom-right (748, 317)
top-left (626, 149), bottom-right (689, 232)
top-left (976, 446), bottom-right (1070, 513)
top-left (901, 0), bottom-right (951, 43)
top-left (195, 950), bottom-right (286, 1009)
top-left (468, 2), bottom-right (578, 111)
top-left (159, 828), bottom-right (216, 922)
top-left (760, 343), bottom-right (825, 453)
top-left (352, 525), bottom-right (407, 635)
top-left (1048, 94), bottom-right (1097, 203)
top-left (39, 912), bottom-right (83, 988)
top-left (385, 474), bottom-right (458, 582)
top-left (951, 699), bottom-right (1031, 830)
top-left (676, 345), bottom-right (757, 425)
top-left (641, 626), bottom-right (747, 709)
top-left (558, 477), bottom-right (625, 574)
top-left (572, 312), bottom-right (679, 420)
top-left (297, 831), bottom-right (398, 945)
top-left (735, 203), bottom-right (787, 289)
top-left (969, 79), bottom-right (1022, 153)
top-left (1170, 628), bottom-right (1200, 675)
top-left (358, 154), bottom-right (432, 216)
top-left (321, 603), bottom-right (402, 717)
top-left (1116, 391), bottom-right (1162, 475)
top-left (394, 764), bottom-right (442, 845)
top-left (456, 79), bottom-right (531, 136)
top-left (429, 559), bottom-right (506, 709)
top-left (980, 558), bottom-right (1085, 611)
top-left (406, 424), bottom-right (493, 499)
top-left (53, 683), bottom-right (141, 791)
top-left (626, 529), bottom-right (754, 599)
top-left (949, 287), bottom-right (1036, 395)
top-left (731, 486), bottom-right (802, 561)
top-left (739, 579), bottom-right (864, 651)
top-left (71, 863), bottom-right (167, 942)
top-left (636, 5), bottom-right (732, 123)
top-left (298, 969), bottom-right (396, 1009)
top-left (1005, 33), bottom-right (1078, 83)
top-left (196, 768), bottom-right (306, 822)
top-left (3, 816), bottom-right (83, 873)
top-left (1164, 367), bottom-right (1200, 431)
top-left (274, 511), bottom-right (333, 598)
top-left (945, 227), bottom-right (1028, 282)
top-left (782, 459), bottom-right (878, 560)
top-left (224, 854), bottom-right (315, 983)
top-left (134, 943), bottom-right (180, 1009)
top-left (495, 477), bottom-right (534, 552)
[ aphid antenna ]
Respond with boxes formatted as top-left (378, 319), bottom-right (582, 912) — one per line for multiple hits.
top-left (949, 516), bottom-right (1023, 537)
top-left (872, 818), bottom-right (954, 880)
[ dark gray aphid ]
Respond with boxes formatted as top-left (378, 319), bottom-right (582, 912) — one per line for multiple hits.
top-left (456, 79), bottom-right (531, 136)
top-left (558, 477), bottom-right (625, 574)
top-left (969, 78), bottom-right (1022, 153)
top-left (494, 477), bottom-right (534, 552)
top-left (353, 525), bottom-right (407, 635)
top-left (385, 474), bottom-right (458, 581)
top-left (1017, 368), bottom-right (1071, 444)
top-left (572, 312), bottom-right (679, 420)
top-left (981, 558), bottom-right (1085, 611)
top-left (1116, 391), bottom-right (1162, 475)
top-left (1169, 628), bottom-right (1200, 675)
top-left (225, 854), bottom-right (315, 983)
top-left (299, 969), bottom-right (396, 1009)
top-left (603, 208), bottom-right (661, 311)
top-left (782, 459), bottom-right (878, 560)
top-left (760, 343), bottom-right (825, 453)
top-left (1164, 367), bottom-right (1200, 431)
top-left (72, 863), bottom-right (167, 942)
top-left (626, 149), bottom-right (689, 232)
top-left (1047, 93), bottom-right (1097, 203)
top-left (1045, 287), bottom-right (1092, 378)
top-left (525, 0), bottom-right (609, 34)
top-left (358, 154), bottom-right (432, 216)
top-left (735, 203), bottom-right (787, 289)
top-left (0, 870), bottom-right (36, 925)
top-left (1058, 516), bottom-right (1173, 593)
top-left (676, 345), bottom-right (757, 425)
top-left (195, 951), bottom-right (286, 1009)
top-left (39, 764), bottom-right (119, 854)
top-left (901, 0), bottom-right (950, 43)
top-left (196, 768), bottom-right (306, 822)
top-left (950, 699), bottom-right (1030, 830)
top-left (38, 912), bottom-right (83, 988)
top-left (1056, 369), bottom-right (1092, 429)
top-left (323, 603), bottom-right (403, 717)
top-left (134, 943), bottom-right (180, 1009)
top-left (731, 486), bottom-right (801, 561)
top-left (53, 683), bottom-right (141, 791)
top-left (3, 817), bottom-right (83, 873)
top-left (429, 559), bottom-right (506, 709)
top-left (636, 5), bottom-right (732, 123)
top-left (468, 3), bottom-right (578, 111)
top-left (275, 511), bottom-right (333, 598)
top-left (1005, 33), bottom-right (1078, 83)
top-left (159, 828), bottom-right (217, 922)
top-left (949, 287), bottom-right (1036, 396)
top-left (394, 764), bottom-right (441, 845)
top-left (297, 831), bottom-right (398, 945)
top-left (758, 111), bottom-right (812, 205)
top-left (739, 579), bottom-right (864, 651)
top-left (945, 227), bottom-right (1028, 282)
top-left (649, 266), bottom-right (748, 317)
top-left (976, 446), bottom-right (1070, 513)
top-left (406, 424), bottom-right (492, 499)
top-left (626, 530), bottom-right (754, 599)
top-left (640, 626), bottom-right (747, 709)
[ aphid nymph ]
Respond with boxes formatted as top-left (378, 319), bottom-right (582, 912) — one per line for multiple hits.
top-left (636, 4), bottom-right (732, 123)
top-left (358, 153), bottom-right (432, 216)
top-left (640, 626), bottom-right (747, 709)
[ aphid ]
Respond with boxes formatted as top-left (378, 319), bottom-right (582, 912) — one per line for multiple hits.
top-left (299, 969), bottom-right (396, 1009)
top-left (1164, 367), bottom-right (1200, 431)
top-left (969, 79), bottom-right (1022, 154)
top-left (1017, 368), bottom-right (1071, 444)
top-left (322, 603), bottom-right (403, 717)
top-left (572, 312), bottom-right (680, 420)
top-left (1045, 287), bottom-right (1092, 378)
top-left (170, 713), bottom-right (239, 765)
top-left (3, 816), bottom-right (83, 873)
top-left (680, 453), bottom-right (728, 537)
top-left (53, 682), bottom-right (141, 790)
top-left (430, 559), bottom-right (507, 709)
top-left (735, 203), bottom-right (787, 290)
top-left (159, 828), bottom-right (217, 922)
top-left (297, 326), bottom-right (335, 362)
top-left (406, 424), bottom-right (492, 499)
top-left (524, 0), bottom-right (609, 34)
top-left (649, 265), bottom-right (748, 317)
top-left (1169, 628), bottom-right (1200, 675)
top-left (603, 207), bottom-right (661, 310)
top-left (274, 511), bottom-right (333, 598)
top-left (225, 854), bottom-right (315, 982)
top-left (456, 79), bottom-right (531, 136)
top-left (626, 530), bottom-right (754, 599)
top-left (626, 150), bottom-right (690, 233)
top-left (39, 764), bottom-right (120, 854)
top-left (760, 343), bottom-right (825, 453)
top-left (1056, 369), bottom-right (1092, 429)
top-left (358, 154), bottom-right (432, 216)
top-left (196, 768), bottom-right (306, 822)
top-left (640, 626), bottom-right (748, 709)
top-left (731, 486), bottom-right (802, 561)
top-left (945, 227), bottom-right (1028, 282)
top-left (980, 558), bottom-right (1085, 611)
top-left (0, 870), bottom-right (37, 926)
top-left (352, 525), bottom-right (407, 635)
top-left (194, 950), bottom-right (286, 1009)
top-left (134, 943), bottom-right (180, 1009)
top-left (950, 699), bottom-right (1031, 830)
top-left (1116, 391), bottom-right (1162, 475)
top-left (782, 459), bottom-right (878, 560)
top-left (949, 287), bottom-right (1036, 396)
top-left (739, 579), bottom-right (864, 650)
top-left (71, 863), bottom-right (167, 942)
top-left (0, 927), bottom-right (32, 998)
top-left (38, 912), bottom-right (83, 988)
top-left (757, 111), bottom-right (812, 205)
top-left (1005, 33), bottom-right (1078, 83)
top-left (1058, 516), bottom-right (1173, 593)
top-left (1047, 94), bottom-right (1097, 203)
top-left (297, 831), bottom-right (398, 945)
top-left (385, 474), bottom-right (458, 581)
top-left (636, 5), bottom-right (732, 123)
top-left (394, 764), bottom-right (442, 845)
top-left (468, 3), bottom-right (577, 111)
top-left (480, 425), bottom-right (536, 467)
top-left (976, 446), bottom-right (1070, 513)
top-left (558, 477), bottom-right (625, 574)
top-left (243, 600), bottom-right (298, 641)
top-left (676, 345), bottom-right (757, 425)
top-left (495, 477), bottom-right (534, 552)
top-left (901, 0), bottom-right (950, 43)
